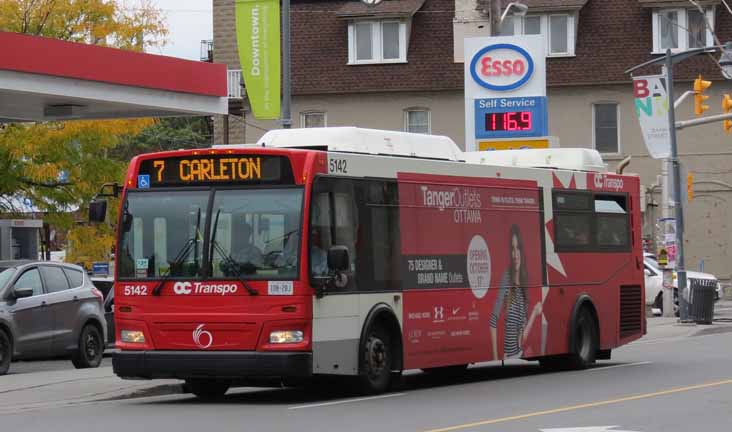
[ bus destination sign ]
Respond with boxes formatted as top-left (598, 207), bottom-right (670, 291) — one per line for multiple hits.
top-left (137, 155), bottom-right (294, 187)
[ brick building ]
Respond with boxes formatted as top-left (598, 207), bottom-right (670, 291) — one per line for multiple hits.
top-left (213, 0), bottom-right (732, 281)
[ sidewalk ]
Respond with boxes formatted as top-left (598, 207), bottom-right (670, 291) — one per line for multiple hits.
top-left (641, 299), bottom-right (732, 342)
top-left (0, 366), bottom-right (181, 414)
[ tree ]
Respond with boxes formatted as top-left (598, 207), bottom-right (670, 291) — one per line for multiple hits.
top-left (0, 0), bottom-right (168, 264)
top-left (0, 0), bottom-right (167, 51)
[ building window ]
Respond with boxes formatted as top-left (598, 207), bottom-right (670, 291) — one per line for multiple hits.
top-left (348, 20), bottom-right (407, 64)
top-left (404, 108), bottom-right (430, 134)
top-left (497, 14), bottom-right (576, 57)
top-left (300, 111), bottom-right (326, 128)
top-left (652, 8), bottom-right (714, 52)
top-left (593, 103), bottom-right (619, 155)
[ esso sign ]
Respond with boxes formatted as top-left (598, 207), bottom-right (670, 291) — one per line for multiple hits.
top-left (470, 44), bottom-right (534, 92)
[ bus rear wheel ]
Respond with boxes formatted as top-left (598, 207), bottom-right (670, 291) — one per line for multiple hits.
top-left (567, 308), bottom-right (598, 369)
top-left (540, 307), bottom-right (598, 371)
top-left (359, 325), bottom-right (393, 394)
top-left (185, 379), bottom-right (230, 400)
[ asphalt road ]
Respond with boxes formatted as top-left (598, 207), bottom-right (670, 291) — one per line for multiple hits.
top-left (5, 308), bottom-right (732, 432)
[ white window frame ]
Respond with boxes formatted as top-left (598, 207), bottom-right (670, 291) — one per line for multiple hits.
top-left (299, 111), bottom-right (327, 128)
top-left (403, 107), bottom-right (431, 134)
top-left (497, 13), bottom-right (576, 57)
top-left (592, 102), bottom-right (621, 156)
top-left (348, 19), bottom-right (408, 65)
top-left (652, 7), bottom-right (715, 53)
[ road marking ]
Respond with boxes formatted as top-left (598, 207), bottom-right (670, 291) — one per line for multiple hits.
top-left (423, 379), bottom-right (732, 432)
top-left (288, 392), bottom-right (406, 410)
top-left (585, 361), bottom-right (653, 372)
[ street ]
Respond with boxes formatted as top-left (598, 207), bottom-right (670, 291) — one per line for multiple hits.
top-left (0, 303), bottom-right (730, 432)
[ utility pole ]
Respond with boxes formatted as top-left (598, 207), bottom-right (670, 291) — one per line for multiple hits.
top-left (281, 0), bottom-right (292, 129)
top-left (490, 0), bottom-right (502, 36)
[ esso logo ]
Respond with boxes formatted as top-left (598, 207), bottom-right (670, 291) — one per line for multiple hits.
top-left (470, 44), bottom-right (534, 91)
top-left (173, 281), bottom-right (192, 295)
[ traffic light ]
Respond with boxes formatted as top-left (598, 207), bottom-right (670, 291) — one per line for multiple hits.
top-left (723, 94), bottom-right (732, 133)
top-left (687, 171), bottom-right (694, 202)
top-left (694, 75), bottom-right (712, 116)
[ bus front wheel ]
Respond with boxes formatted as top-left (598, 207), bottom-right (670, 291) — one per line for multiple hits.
top-left (185, 379), bottom-right (230, 400)
top-left (359, 324), bottom-right (393, 394)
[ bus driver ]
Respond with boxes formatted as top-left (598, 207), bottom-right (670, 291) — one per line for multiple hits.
top-left (231, 221), bottom-right (263, 273)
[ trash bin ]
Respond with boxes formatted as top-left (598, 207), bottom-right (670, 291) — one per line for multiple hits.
top-left (688, 278), bottom-right (716, 324)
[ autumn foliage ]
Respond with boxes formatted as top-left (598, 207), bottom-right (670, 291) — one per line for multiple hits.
top-left (0, 0), bottom-right (169, 266)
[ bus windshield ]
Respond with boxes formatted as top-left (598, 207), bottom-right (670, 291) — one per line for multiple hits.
top-left (118, 188), bottom-right (303, 280)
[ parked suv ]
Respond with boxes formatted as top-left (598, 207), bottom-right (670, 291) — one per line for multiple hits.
top-left (0, 261), bottom-right (107, 375)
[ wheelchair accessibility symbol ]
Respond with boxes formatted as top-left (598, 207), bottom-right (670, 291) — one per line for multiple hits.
top-left (138, 175), bottom-right (151, 189)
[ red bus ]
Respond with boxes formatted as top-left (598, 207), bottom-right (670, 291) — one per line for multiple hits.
top-left (92, 127), bottom-right (645, 398)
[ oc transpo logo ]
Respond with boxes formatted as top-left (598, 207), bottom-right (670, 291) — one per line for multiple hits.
top-left (593, 173), bottom-right (625, 191)
top-left (470, 43), bottom-right (535, 91)
top-left (173, 281), bottom-right (193, 295)
top-left (193, 324), bottom-right (213, 349)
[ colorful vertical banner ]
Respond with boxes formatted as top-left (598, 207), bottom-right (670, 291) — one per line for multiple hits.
top-left (235, 0), bottom-right (280, 120)
top-left (633, 74), bottom-right (671, 159)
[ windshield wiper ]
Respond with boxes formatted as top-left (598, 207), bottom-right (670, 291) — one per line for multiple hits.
top-left (152, 208), bottom-right (202, 296)
top-left (209, 209), bottom-right (258, 296)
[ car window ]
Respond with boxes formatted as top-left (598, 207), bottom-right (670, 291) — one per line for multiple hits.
top-left (39, 266), bottom-right (70, 293)
top-left (63, 268), bottom-right (84, 288)
top-left (14, 268), bottom-right (43, 296)
top-left (0, 268), bottom-right (15, 290)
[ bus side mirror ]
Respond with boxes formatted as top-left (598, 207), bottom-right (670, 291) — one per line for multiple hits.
top-left (89, 200), bottom-right (108, 223)
top-left (328, 246), bottom-right (350, 272)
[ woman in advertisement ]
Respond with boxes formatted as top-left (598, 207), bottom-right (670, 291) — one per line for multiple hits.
top-left (489, 224), bottom-right (543, 359)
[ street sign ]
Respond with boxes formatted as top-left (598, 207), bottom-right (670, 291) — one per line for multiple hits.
top-left (92, 262), bottom-right (109, 276)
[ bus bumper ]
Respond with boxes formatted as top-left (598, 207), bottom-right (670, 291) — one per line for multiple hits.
top-left (113, 350), bottom-right (312, 380)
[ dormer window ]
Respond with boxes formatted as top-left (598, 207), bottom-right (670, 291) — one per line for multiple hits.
top-left (348, 20), bottom-right (407, 64)
top-left (652, 7), bottom-right (715, 52)
top-left (337, 0), bottom-right (425, 65)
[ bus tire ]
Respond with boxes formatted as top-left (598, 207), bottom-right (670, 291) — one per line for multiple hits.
top-left (567, 307), bottom-right (598, 369)
top-left (358, 323), bottom-right (393, 394)
top-left (185, 379), bottom-right (230, 399)
top-left (0, 330), bottom-right (11, 376)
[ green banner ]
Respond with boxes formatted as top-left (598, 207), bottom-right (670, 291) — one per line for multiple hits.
top-left (235, 0), bottom-right (281, 120)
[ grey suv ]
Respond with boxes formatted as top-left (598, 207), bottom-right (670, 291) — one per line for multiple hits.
top-left (0, 261), bottom-right (107, 375)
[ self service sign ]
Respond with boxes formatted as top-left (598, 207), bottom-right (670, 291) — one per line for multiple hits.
top-left (464, 36), bottom-right (547, 150)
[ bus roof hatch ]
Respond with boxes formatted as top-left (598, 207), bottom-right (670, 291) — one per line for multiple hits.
top-left (251, 127), bottom-right (464, 161)
top-left (464, 148), bottom-right (607, 173)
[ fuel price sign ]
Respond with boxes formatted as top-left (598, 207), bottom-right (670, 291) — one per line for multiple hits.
top-left (474, 97), bottom-right (547, 139)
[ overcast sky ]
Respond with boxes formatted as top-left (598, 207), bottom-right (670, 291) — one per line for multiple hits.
top-left (145, 0), bottom-right (213, 61)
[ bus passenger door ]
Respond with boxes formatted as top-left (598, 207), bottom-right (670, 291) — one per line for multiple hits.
top-left (311, 185), bottom-right (361, 376)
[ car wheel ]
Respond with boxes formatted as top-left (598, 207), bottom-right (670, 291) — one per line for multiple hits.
top-left (185, 379), bottom-right (230, 400)
top-left (0, 330), bottom-right (11, 376)
top-left (71, 324), bottom-right (103, 369)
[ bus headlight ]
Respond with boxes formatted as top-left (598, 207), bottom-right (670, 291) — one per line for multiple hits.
top-left (269, 330), bottom-right (304, 344)
top-left (121, 330), bottom-right (146, 343)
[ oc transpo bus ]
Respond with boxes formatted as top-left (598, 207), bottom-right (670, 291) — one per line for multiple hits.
top-left (92, 127), bottom-right (645, 398)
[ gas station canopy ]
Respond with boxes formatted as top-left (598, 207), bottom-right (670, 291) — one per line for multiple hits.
top-left (0, 31), bottom-right (228, 123)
